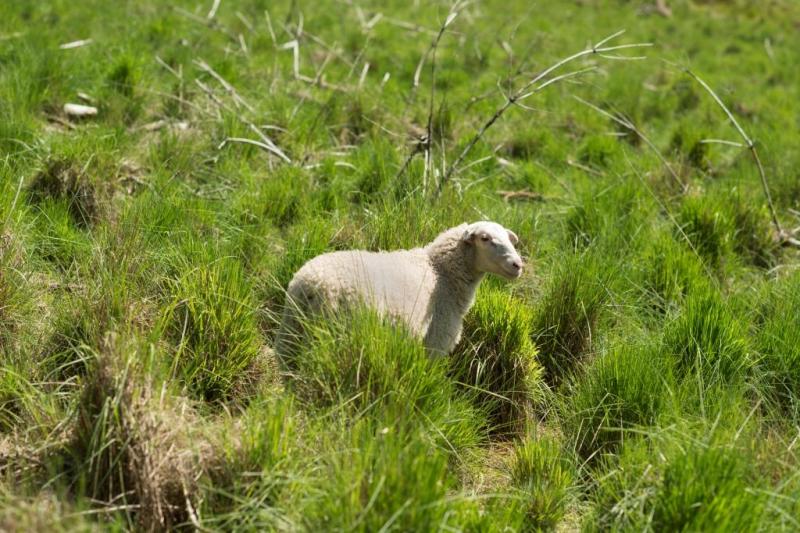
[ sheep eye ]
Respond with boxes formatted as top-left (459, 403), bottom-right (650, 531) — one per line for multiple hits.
top-left (480, 235), bottom-right (490, 242)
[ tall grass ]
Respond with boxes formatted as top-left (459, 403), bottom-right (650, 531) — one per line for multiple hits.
top-left (290, 308), bottom-right (482, 453)
top-left (68, 335), bottom-right (213, 530)
top-left (588, 421), bottom-right (771, 531)
top-left (755, 272), bottom-right (800, 416)
top-left (451, 287), bottom-right (544, 436)
top-left (663, 289), bottom-right (752, 386)
top-left (532, 252), bottom-right (608, 384)
top-left (561, 342), bottom-right (675, 461)
top-left (637, 231), bottom-right (707, 314)
top-left (511, 436), bottom-right (576, 531)
top-left (161, 254), bottom-right (268, 403)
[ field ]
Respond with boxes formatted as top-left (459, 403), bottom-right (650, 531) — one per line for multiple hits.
top-left (2, 0), bottom-right (800, 530)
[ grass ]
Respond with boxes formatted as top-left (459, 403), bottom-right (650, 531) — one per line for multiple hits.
top-left (587, 418), bottom-right (776, 531)
top-left (451, 286), bottom-right (543, 436)
top-left (510, 435), bottom-right (576, 531)
top-left (561, 341), bottom-right (675, 462)
top-left (1, 0), bottom-right (800, 530)
top-left (160, 252), bottom-right (268, 403)
top-left (531, 251), bottom-right (609, 385)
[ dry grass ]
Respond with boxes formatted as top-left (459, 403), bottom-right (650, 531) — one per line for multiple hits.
top-left (69, 334), bottom-right (216, 530)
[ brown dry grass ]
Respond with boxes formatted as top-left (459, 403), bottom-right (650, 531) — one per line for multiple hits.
top-left (70, 333), bottom-right (217, 530)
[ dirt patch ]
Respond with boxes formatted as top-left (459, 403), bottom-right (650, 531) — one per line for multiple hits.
top-left (28, 159), bottom-right (102, 227)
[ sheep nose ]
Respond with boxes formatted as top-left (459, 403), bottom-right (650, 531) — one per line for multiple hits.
top-left (512, 260), bottom-right (523, 271)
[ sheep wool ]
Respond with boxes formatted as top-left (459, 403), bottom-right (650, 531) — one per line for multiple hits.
top-left (279, 221), bottom-right (523, 355)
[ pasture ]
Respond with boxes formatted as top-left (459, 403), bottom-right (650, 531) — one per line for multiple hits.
top-left (1, 0), bottom-right (800, 530)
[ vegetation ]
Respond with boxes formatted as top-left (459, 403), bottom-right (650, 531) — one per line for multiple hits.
top-left (1, 0), bottom-right (799, 530)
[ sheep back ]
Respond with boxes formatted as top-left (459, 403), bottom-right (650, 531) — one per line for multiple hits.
top-left (284, 248), bottom-right (438, 340)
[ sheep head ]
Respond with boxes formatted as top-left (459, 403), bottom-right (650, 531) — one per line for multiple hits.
top-left (462, 221), bottom-right (524, 279)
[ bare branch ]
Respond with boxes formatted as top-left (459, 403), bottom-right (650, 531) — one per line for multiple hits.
top-left (438, 30), bottom-right (651, 193)
top-left (425, 4), bottom-right (461, 192)
top-left (684, 67), bottom-right (787, 242)
top-left (397, 2), bottom-right (463, 189)
top-left (574, 95), bottom-right (686, 192)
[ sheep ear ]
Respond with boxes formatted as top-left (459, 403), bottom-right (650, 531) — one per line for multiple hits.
top-left (462, 228), bottom-right (476, 245)
top-left (507, 230), bottom-right (519, 245)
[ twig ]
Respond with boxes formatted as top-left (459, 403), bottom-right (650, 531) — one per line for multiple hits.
top-left (173, 6), bottom-right (236, 40)
top-left (219, 127), bottom-right (291, 164)
top-left (194, 59), bottom-right (254, 112)
top-left (394, 138), bottom-right (427, 182)
top-left (195, 79), bottom-right (291, 163)
top-left (699, 138), bottom-right (746, 148)
top-left (236, 11), bottom-right (254, 32)
top-left (45, 114), bottom-right (77, 130)
top-left (398, 3), bottom-right (461, 189)
top-left (439, 30), bottom-right (652, 193)
top-left (566, 158), bottom-right (605, 177)
top-left (425, 6), bottom-right (461, 193)
top-left (574, 95), bottom-right (686, 192)
top-left (207, 0), bottom-right (221, 20)
top-left (683, 68), bottom-right (789, 244)
top-left (59, 39), bottom-right (93, 50)
top-left (194, 79), bottom-right (225, 118)
top-left (217, 137), bottom-right (291, 159)
top-left (655, 0), bottom-right (672, 18)
top-left (155, 55), bottom-right (181, 79)
top-left (194, 56), bottom-right (291, 160)
top-left (382, 16), bottom-right (439, 36)
top-left (497, 189), bottom-right (544, 202)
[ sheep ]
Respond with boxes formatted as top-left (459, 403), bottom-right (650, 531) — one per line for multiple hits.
top-left (277, 221), bottom-right (524, 356)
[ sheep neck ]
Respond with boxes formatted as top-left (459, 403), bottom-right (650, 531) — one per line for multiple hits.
top-left (425, 239), bottom-right (484, 309)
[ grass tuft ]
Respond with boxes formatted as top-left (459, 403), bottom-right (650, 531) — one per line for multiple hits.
top-left (663, 289), bottom-right (752, 386)
top-left (69, 334), bottom-right (213, 530)
top-left (561, 343), bottom-right (674, 461)
top-left (450, 287), bottom-right (544, 437)
top-left (162, 255), bottom-right (267, 403)
top-left (510, 436), bottom-right (575, 531)
top-left (291, 308), bottom-right (482, 453)
top-left (727, 192), bottom-right (780, 268)
top-left (637, 232), bottom-right (707, 314)
top-left (27, 159), bottom-right (101, 228)
top-left (756, 272), bottom-right (800, 416)
top-left (578, 134), bottom-right (619, 168)
top-left (677, 196), bottom-right (732, 274)
top-left (589, 423), bottom-right (770, 531)
top-left (532, 253), bottom-right (607, 384)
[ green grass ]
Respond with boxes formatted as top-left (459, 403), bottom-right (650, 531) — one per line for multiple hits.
top-left (587, 418), bottom-right (777, 531)
top-left (511, 435), bottom-right (576, 531)
top-left (451, 286), bottom-right (543, 436)
top-left (561, 341), bottom-right (675, 462)
top-left (1, 0), bottom-right (800, 529)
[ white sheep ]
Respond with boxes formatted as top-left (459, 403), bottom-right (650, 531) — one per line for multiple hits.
top-left (277, 221), bottom-right (524, 356)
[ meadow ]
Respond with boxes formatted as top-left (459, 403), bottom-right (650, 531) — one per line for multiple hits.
top-left (1, 0), bottom-right (800, 530)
